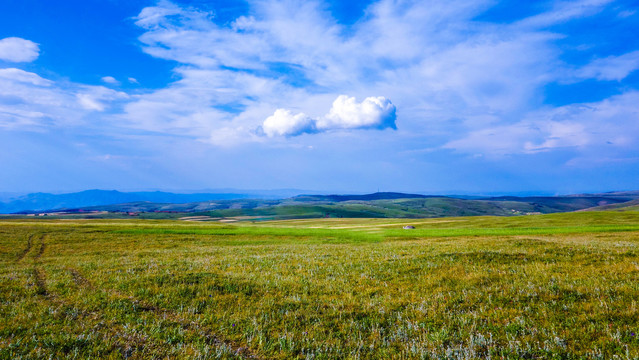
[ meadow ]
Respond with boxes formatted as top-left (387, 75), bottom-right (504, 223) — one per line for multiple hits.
top-left (1, 211), bottom-right (638, 359)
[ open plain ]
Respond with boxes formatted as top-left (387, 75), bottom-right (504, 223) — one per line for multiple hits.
top-left (1, 211), bottom-right (639, 359)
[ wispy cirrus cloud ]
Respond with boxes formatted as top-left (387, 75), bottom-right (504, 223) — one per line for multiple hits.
top-left (118, 1), bottom-right (527, 143)
top-left (0, 37), bottom-right (127, 129)
top-left (118, 0), bottom-right (633, 151)
top-left (574, 50), bottom-right (639, 81)
top-left (515, 0), bottom-right (613, 28)
top-left (2, 0), bottom-right (638, 168)
top-left (0, 67), bottom-right (127, 129)
top-left (445, 91), bottom-right (639, 156)
top-left (1, 0), bottom-right (638, 193)
top-left (101, 76), bottom-right (120, 85)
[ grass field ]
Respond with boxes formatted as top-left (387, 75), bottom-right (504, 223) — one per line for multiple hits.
top-left (1, 211), bottom-right (638, 359)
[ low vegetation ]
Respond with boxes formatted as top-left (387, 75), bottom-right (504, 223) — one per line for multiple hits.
top-left (1, 211), bottom-right (638, 358)
top-left (6, 192), bottom-right (639, 220)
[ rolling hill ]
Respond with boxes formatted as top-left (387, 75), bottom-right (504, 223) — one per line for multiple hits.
top-left (579, 199), bottom-right (639, 212)
top-left (0, 189), bottom-right (289, 214)
top-left (3, 190), bottom-right (637, 220)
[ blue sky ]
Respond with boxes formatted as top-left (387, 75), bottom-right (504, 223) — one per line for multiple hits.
top-left (1, 0), bottom-right (638, 195)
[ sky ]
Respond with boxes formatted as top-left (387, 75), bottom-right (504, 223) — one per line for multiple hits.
top-left (1, 0), bottom-right (638, 195)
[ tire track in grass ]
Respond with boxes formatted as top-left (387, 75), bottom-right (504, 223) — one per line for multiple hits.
top-left (15, 233), bottom-right (258, 359)
top-left (34, 235), bottom-right (46, 260)
top-left (67, 267), bottom-right (95, 289)
top-left (29, 240), bottom-right (159, 358)
top-left (66, 267), bottom-right (262, 359)
top-left (28, 234), bottom-right (259, 359)
top-left (33, 267), bottom-right (49, 296)
top-left (11, 233), bottom-right (151, 359)
top-left (32, 234), bottom-right (49, 297)
top-left (14, 233), bottom-right (34, 262)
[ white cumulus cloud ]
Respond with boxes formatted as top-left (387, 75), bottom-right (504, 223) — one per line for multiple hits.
top-left (318, 95), bottom-right (397, 131)
top-left (262, 109), bottom-right (316, 137)
top-left (0, 37), bottom-right (40, 62)
top-left (261, 95), bottom-right (397, 137)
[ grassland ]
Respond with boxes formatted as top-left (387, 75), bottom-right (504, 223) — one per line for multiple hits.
top-left (1, 211), bottom-right (638, 359)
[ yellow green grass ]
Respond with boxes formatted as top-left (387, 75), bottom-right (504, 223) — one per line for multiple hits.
top-left (1, 211), bottom-right (638, 359)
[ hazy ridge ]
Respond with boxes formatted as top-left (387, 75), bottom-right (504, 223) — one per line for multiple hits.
top-left (3, 190), bottom-right (639, 219)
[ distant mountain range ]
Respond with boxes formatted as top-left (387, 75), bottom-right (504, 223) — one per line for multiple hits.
top-left (2, 189), bottom-right (639, 219)
top-left (0, 189), bottom-right (269, 214)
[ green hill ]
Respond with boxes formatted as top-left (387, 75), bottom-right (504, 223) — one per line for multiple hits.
top-left (5, 191), bottom-right (638, 221)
